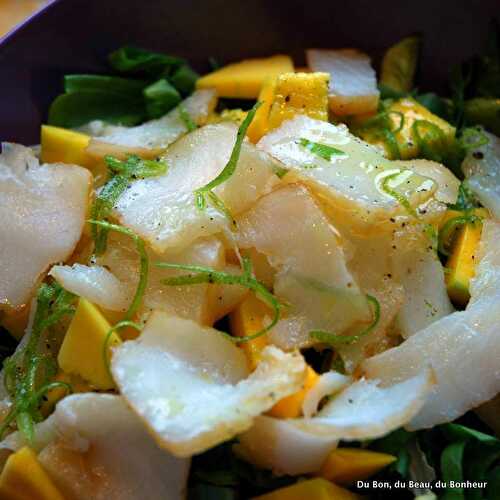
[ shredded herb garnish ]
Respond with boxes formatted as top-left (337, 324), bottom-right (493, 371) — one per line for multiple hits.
top-left (438, 213), bottom-right (484, 256)
top-left (156, 256), bottom-right (281, 343)
top-left (178, 103), bottom-right (197, 132)
top-left (88, 221), bottom-right (149, 379)
top-left (102, 320), bottom-right (143, 379)
top-left (458, 126), bottom-right (489, 151)
top-left (1, 283), bottom-right (76, 442)
top-left (90, 155), bottom-right (167, 256)
top-left (380, 172), bottom-right (419, 219)
top-left (298, 138), bottom-right (345, 161)
top-left (88, 220), bottom-right (148, 321)
top-left (411, 120), bottom-right (449, 163)
top-left (309, 294), bottom-right (381, 345)
top-left (194, 102), bottom-right (261, 215)
top-left (448, 182), bottom-right (480, 211)
top-left (353, 109), bottom-right (405, 159)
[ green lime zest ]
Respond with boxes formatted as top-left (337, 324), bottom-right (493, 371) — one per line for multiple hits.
top-left (309, 294), bottom-right (381, 345)
top-left (88, 220), bottom-right (148, 321)
top-left (438, 213), bottom-right (484, 256)
top-left (194, 102), bottom-right (261, 214)
top-left (156, 255), bottom-right (281, 343)
top-left (411, 119), bottom-right (449, 163)
top-left (298, 138), bottom-right (345, 161)
top-left (102, 320), bottom-right (143, 379)
top-left (178, 103), bottom-right (197, 132)
top-left (458, 127), bottom-right (489, 152)
top-left (380, 171), bottom-right (419, 219)
top-left (90, 155), bottom-right (167, 256)
top-left (88, 220), bottom-right (149, 381)
top-left (1, 283), bottom-right (76, 442)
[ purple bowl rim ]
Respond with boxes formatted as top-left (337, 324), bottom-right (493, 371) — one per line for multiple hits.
top-left (0, 0), bottom-right (61, 49)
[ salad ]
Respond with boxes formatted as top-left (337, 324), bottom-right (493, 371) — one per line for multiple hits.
top-left (0, 25), bottom-right (500, 500)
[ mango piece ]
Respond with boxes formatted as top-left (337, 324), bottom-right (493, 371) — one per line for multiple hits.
top-left (267, 72), bottom-right (330, 131)
top-left (247, 78), bottom-right (277, 143)
top-left (253, 478), bottom-right (360, 500)
top-left (320, 448), bottom-right (396, 485)
top-left (355, 97), bottom-right (455, 160)
top-left (41, 125), bottom-right (93, 168)
top-left (229, 294), bottom-right (270, 370)
top-left (58, 298), bottom-right (121, 390)
top-left (268, 366), bottom-right (319, 418)
top-left (196, 55), bottom-right (293, 99)
top-left (0, 447), bottom-right (65, 500)
top-left (445, 208), bottom-right (488, 306)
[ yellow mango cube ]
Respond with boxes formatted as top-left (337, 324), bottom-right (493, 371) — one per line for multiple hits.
top-left (268, 366), bottom-right (319, 418)
top-left (229, 294), bottom-right (270, 370)
top-left (267, 72), bottom-right (330, 131)
top-left (320, 448), bottom-right (396, 485)
top-left (445, 208), bottom-right (489, 306)
top-left (0, 447), bottom-right (65, 500)
top-left (197, 55), bottom-right (293, 99)
top-left (253, 478), bottom-right (360, 500)
top-left (41, 125), bottom-right (94, 168)
top-left (58, 298), bottom-right (121, 390)
top-left (247, 78), bottom-right (277, 143)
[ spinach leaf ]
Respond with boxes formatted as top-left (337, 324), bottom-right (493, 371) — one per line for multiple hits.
top-left (170, 64), bottom-right (200, 95)
top-left (48, 90), bottom-right (146, 128)
top-left (440, 441), bottom-right (466, 500)
top-left (143, 78), bottom-right (181, 118)
top-left (415, 93), bottom-right (452, 121)
top-left (109, 45), bottom-right (184, 77)
top-left (64, 74), bottom-right (146, 97)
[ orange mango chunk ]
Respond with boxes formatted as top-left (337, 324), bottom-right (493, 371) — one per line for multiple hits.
top-left (319, 448), bottom-right (396, 485)
top-left (253, 478), bottom-right (360, 500)
top-left (196, 55), bottom-right (293, 99)
top-left (268, 366), bottom-right (319, 418)
top-left (0, 447), bottom-right (65, 500)
top-left (445, 208), bottom-right (489, 306)
top-left (229, 294), bottom-right (270, 370)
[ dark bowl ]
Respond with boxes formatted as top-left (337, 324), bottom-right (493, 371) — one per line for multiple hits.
top-left (0, 0), bottom-right (498, 144)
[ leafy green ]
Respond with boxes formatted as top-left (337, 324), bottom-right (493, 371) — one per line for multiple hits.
top-left (440, 441), bottom-right (466, 500)
top-left (170, 64), bottom-right (200, 95)
top-left (1, 283), bottom-right (76, 442)
top-left (108, 45), bottom-right (184, 77)
top-left (298, 137), bottom-right (345, 161)
top-left (90, 155), bottom-right (167, 256)
top-left (64, 74), bottom-right (146, 96)
top-left (157, 256), bottom-right (282, 343)
top-left (48, 90), bottom-right (146, 128)
top-left (188, 441), bottom-right (295, 499)
top-left (49, 46), bottom-right (199, 127)
top-left (415, 93), bottom-right (452, 121)
top-left (143, 79), bottom-right (181, 118)
top-left (464, 98), bottom-right (500, 135)
top-left (380, 35), bottom-right (420, 93)
top-left (309, 294), bottom-right (380, 345)
top-left (194, 102), bottom-right (260, 215)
